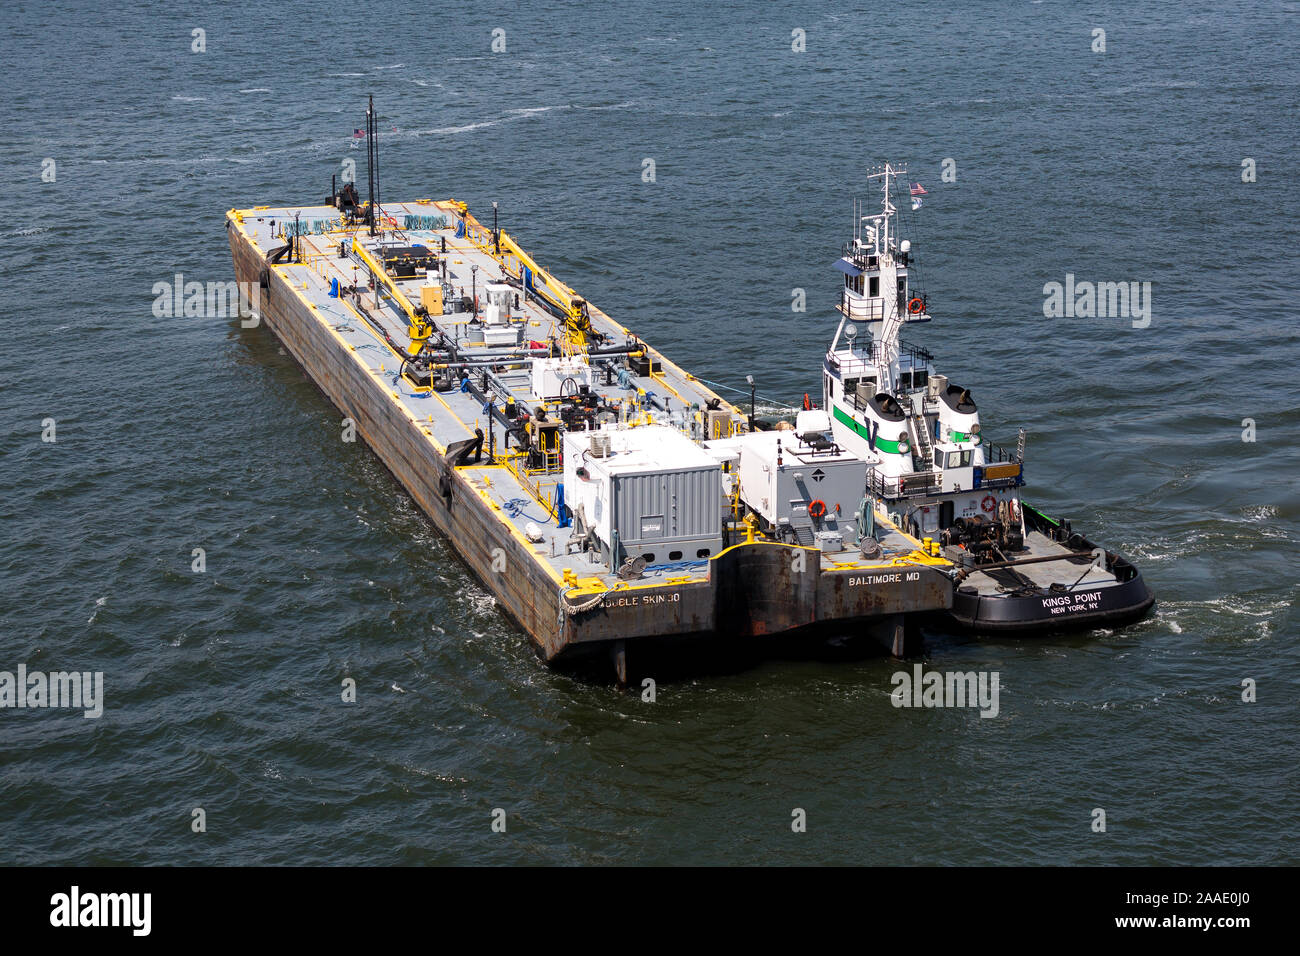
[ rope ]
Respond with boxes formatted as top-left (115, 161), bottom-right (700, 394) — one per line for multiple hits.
top-left (502, 497), bottom-right (548, 524)
top-left (564, 588), bottom-right (612, 616)
top-left (689, 376), bottom-right (799, 412)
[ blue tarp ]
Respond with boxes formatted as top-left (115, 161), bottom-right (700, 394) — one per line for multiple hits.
top-left (833, 257), bottom-right (862, 277)
top-left (556, 483), bottom-right (570, 528)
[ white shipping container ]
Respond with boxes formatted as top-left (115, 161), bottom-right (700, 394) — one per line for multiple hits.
top-left (708, 431), bottom-right (866, 536)
top-left (563, 425), bottom-right (723, 564)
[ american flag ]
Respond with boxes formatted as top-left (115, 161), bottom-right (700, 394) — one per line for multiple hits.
top-left (910, 182), bottom-right (927, 196)
top-left (352, 128), bottom-right (365, 139)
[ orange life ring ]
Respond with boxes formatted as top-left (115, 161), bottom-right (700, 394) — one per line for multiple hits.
top-left (907, 297), bottom-right (924, 315)
top-left (808, 499), bottom-right (827, 520)
top-left (981, 494), bottom-right (997, 513)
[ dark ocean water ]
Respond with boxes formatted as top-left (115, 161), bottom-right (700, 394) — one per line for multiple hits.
top-left (2, 1), bottom-right (1297, 865)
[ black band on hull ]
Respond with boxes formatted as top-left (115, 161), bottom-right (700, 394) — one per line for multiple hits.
top-left (946, 574), bottom-right (1155, 634)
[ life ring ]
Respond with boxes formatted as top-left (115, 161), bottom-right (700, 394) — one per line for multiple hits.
top-left (907, 297), bottom-right (924, 315)
top-left (1008, 499), bottom-right (1021, 523)
top-left (808, 499), bottom-right (827, 520)
top-left (981, 494), bottom-right (997, 513)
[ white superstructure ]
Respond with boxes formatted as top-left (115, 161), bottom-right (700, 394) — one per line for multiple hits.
top-left (822, 164), bottom-right (1027, 543)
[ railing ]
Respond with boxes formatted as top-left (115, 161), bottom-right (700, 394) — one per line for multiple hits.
top-left (909, 410), bottom-right (933, 467)
top-left (789, 436), bottom-right (850, 459)
top-left (867, 468), bottom-right (940, 499)
top-left (831, 337), bottom-right (935, 368)
top-left (828, 351), bottom-right (874, 377)
top-left (839, 245), bottom-right (918, 273)
top-left (835, 293), bottom-right (923, 322)
top-left (838, 292), bottom-right (885, 321)
top-left (500, 451), bottom-right (560, 518)
top-left (984, 441), bottom-right (1021, 464)
top-left (842, 243), bottom-right (880, 269)
top-left (905, 291), bottom-right (931, 317)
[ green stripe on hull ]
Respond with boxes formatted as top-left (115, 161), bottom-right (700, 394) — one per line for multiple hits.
top-left (833, 405), bottom-right (906, 454)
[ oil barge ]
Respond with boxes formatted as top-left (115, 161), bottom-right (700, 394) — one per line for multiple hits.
top-left (224, 103), bottom-right (952, 677)
top-left (817, 164), bottom-right (1155, 634)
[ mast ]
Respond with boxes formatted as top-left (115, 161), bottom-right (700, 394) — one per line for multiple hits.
top-left (865, 163), bottom-right (905, 379)
top-left (830, 163), bottom-right (925, 392)
top-left (879, 163), bottom-right (892, 254)
top-left (366, 94), bottom-right (378, 237)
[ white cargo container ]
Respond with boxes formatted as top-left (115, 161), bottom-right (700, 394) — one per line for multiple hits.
top-left (563, 425), bottom-right (723, 568)
top-left (705, 431), bottom-right (866, 545)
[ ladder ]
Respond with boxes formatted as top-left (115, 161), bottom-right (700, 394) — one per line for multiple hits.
top-left (1016, 427), bottom-right (1027, 463)
top-left (910, 405), bottom-right (934, 467)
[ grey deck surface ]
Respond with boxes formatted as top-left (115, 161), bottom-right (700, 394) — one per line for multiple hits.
top-left (961, 530), bottom-right (1126, 596)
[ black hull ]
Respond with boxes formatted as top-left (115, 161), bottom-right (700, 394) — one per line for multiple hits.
top-left (947, 574), bottom-right (1155, 634)
top-left (943, 504), bottom-right (1156, 636)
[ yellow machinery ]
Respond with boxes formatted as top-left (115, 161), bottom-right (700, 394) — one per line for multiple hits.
top-left (526, 415), bottom-right (564, 472)
top-left (350, 236), bottom-right (433, 356)
top-left (694, 405), bottom-right (734, 440)
top-left (419, 282), bottom-right (443, 317)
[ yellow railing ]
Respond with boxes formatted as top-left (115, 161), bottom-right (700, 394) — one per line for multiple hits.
top-left (499, 451), bottom-right (559, 520)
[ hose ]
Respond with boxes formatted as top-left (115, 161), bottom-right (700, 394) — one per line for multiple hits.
top-left (502, 497), bottom-right (549, 523)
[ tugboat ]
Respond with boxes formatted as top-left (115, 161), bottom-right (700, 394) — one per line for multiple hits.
top-left (818, 164), bottom-right (1155, 634)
